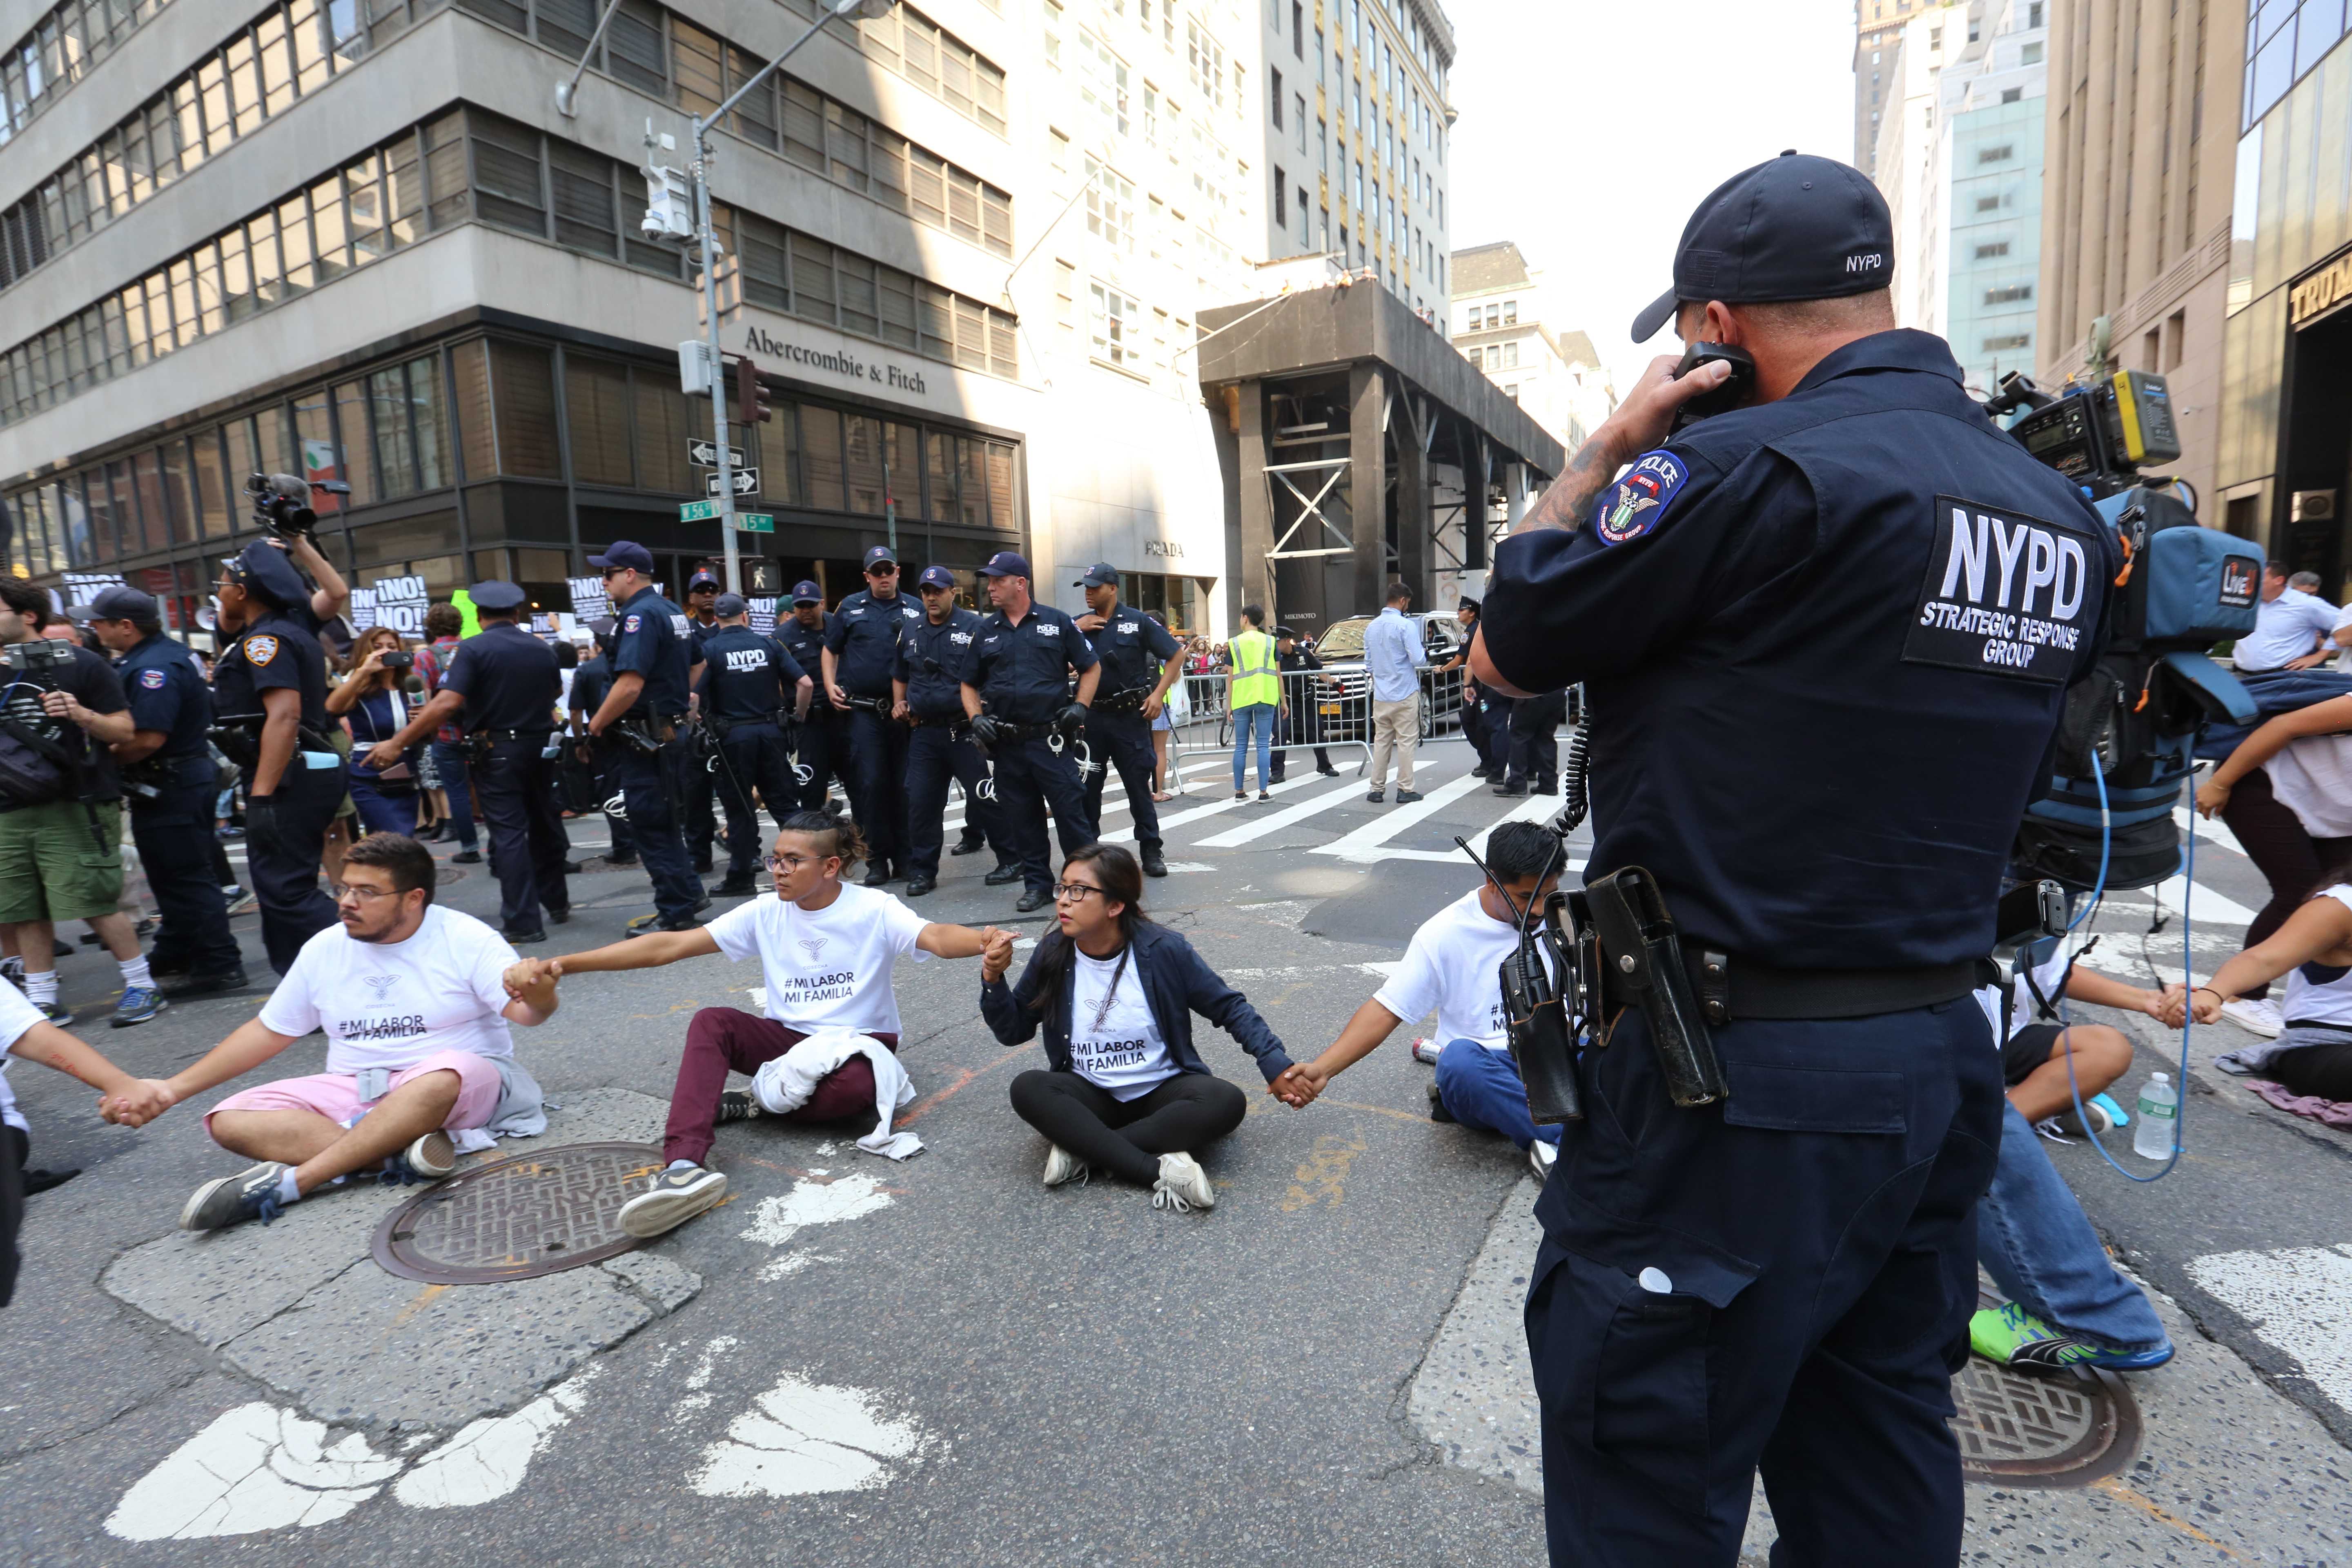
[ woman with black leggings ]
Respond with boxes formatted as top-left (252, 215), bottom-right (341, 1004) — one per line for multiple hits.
top-left (2174, 874), bottom-right (2352, 1099)
top-left (981, 844), bottom-right (1293, 1211)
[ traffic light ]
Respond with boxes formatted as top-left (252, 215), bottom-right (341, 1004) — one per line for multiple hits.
top-left (735, 354), bottom-right (773, 424)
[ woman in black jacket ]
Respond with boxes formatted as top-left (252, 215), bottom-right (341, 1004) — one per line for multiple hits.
top-left (980, 844), bottom-right (1292, 1211)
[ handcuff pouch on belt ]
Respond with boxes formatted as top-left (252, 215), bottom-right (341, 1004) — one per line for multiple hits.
top-left (1577, 866), bottom-right (1731, 1109)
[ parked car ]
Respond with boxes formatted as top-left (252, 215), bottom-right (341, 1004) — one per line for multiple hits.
top-left (1298, 612), bottom-right (1467, 742)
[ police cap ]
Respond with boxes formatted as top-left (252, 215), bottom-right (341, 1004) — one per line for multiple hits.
top-left (588, 540), bottom-right (654, 572)
top-left (791, 580), bottom-right (824, 606)
top-left (226, 540), bottom-right (310, 610)
top-left (916, 566), bottom-right (956, 591)
top-left (69, 584), bottom-right (157, 623)
top-left (1630, 150), bottom-right (1895, 342)
top-left (713, 592), bottom-right (749, 617)
top-left (1074, 562), bottom-right (1120, 588)
top-left (976, 551), bottom-right (1030, 579)
top-left (469, 580), bottom-right (528, 612)
top-left (863, 545), bottom-right (899, 570)
top-left (687, 566), bottom-right (722, 592)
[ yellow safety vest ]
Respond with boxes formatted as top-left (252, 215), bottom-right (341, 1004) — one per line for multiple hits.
top-left (1230, 628), bottom-right (1280, 707)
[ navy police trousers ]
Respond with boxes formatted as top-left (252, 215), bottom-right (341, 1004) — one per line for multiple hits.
top-left (903, 722), bottom-right (1000, 882)
top-left (991, 734), bottom-right (1096, 894)
top-left (1527, 997), bottom-right (2002, 1566)
top-left (1081, 710), bottom-right (1161, 850)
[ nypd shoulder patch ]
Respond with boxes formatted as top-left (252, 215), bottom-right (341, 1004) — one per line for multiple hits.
top-left (138, 667), bottom-right (167, 689)
top-left (245, 635), bottom-right (280, 666)
top-left (623, 614), bottom-right (641, 634)
top-left (1592, 450), bottom-right (1690, 546)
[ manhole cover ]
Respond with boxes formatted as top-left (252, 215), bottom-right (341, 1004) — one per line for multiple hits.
top-left (1950, 1355), bottom-right (2141, 1488)
top-left (371, 1141), bottom-right (665, 1284)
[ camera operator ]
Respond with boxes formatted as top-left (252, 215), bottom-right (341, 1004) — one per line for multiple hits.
top-left (0, 579), bottom-right (159, 1027)
top-left (1469, 154), bottom-right (2118, 1565)
top-left (212, 539), bottom-right (345, 976)
top-left (79, 585), bottom-right (244, 997)
top-left (244, 475), bottom-right (352, 631)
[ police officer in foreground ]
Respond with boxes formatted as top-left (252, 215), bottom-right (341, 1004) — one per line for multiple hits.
top-left (1072, 564), bottom-right (1181, 878)
top-left (1462, 155), bottom-right (2118, 1564)
top-left (895, 566), bottom-right (1007, 898)
top-left (679, 565), bottom-right (724, 871)
top-left (580, 541), bottom-right (703, 933)
top-left (696, 591), bottom-right (812, 897)
top-left (82, 586), bottom-right (243, 993)
top-left (568, 618), bottom-right (636, 865)
top-left (367, 582), bottom-right (569, 942)
top-left (209, 541), bottom-right (345, 974)
top-left (824, 546), bottom-right (923, 884)
top-left (961, 552), bottom-right (1099, 913)
top-left (777, 581), bottom-right (846, 814)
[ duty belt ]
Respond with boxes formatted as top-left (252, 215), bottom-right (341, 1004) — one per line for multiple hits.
top-left (470, 727), bottom-right (553, 744)
top-left (1648, 945), bottom-right (1992, 1023)
top-left (844, 694), bottom-right (894, 714)
top-left (707, 710), bottom-right (792, 736)
top-left (1090, 687), bottom-right (1156, 715)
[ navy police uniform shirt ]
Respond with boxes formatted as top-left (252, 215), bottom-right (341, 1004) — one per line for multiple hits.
top-left (688, 614), bottom-right (721, 663)
top-left (826, 588), bottom-right (922, 697)
top-left (1480, 329), bottom-right (2118, 969)
top-left (777, 611), bottom-right (835, 691)
top-left (441, 620), bottom-right (562, 734)
top-left (1086, 605), bottom-right (1181, 698)
top-left (697, 625), bottom-right (806, 721)
top-left (118, 630), bottom-right (216, 783)
top-left (968, 603), bottom-right (1100, 726)
top-left (897, 607), bottom-right (984, 722)
top-left (608, 584), bottom-right (692, 717)
top-left (570, 653), bottom-right (613, 725)
top-left (214, 610), bottom-right (330, 734)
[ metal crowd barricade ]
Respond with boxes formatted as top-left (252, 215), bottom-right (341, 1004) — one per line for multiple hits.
top-left (1163, 668), bottom-right (1381, 778)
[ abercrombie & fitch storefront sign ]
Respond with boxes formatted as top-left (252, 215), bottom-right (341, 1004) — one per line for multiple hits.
top-left (741, 325), bottom-right (929, 395)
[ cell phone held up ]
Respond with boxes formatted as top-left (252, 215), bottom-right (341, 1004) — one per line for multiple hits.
top-left (1670, 341), bottom-right (1757, 428)
top-left (378, 650), bottom-right (414, 673)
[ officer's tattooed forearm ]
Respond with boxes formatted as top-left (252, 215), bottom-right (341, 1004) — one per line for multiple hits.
top-left (1516, 437), bottom-right (1619, 535)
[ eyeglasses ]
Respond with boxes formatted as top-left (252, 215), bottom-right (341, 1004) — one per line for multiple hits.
top-left (330, 882), bottom-right (405, 904)
top-left (1051, 882), bottom-right (1105, 902)
top-left (764, 852), bottom-right (826, 873)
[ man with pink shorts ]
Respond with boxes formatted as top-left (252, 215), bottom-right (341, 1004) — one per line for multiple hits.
top-left (108, 834), bottom-right (558, 1231)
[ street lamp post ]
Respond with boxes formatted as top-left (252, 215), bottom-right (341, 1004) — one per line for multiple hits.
top-left (559, 0), bottom-right (898, 594)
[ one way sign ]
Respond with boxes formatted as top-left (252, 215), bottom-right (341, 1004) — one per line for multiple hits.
top-left (704, 467), bottom-right (761, 497)
top-left (687, 438), bottom-right (746, 467)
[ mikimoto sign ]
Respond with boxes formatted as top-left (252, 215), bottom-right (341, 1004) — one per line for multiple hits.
top-left (1902, 496), bottom-right (2094, 684)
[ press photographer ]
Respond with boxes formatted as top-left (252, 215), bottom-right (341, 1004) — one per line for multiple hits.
top-left (79, 584), bottom-right (244, 998)
top-left (1469, 153), bottom-right (2120, 1565)
top-left (0, 578), bottom-right (163, 1029)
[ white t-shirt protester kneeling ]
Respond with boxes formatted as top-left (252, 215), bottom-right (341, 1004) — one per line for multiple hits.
top-left (704, 883), bottom-right (933, 1034)
top-left (1373, 888), bottom-right (1519, 1051)
top-left (260, 904), bottom-right (523, 1075)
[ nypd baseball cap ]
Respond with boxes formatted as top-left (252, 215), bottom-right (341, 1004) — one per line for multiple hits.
top-left (713, 592), bottom-right (749, 617)
top-left (916, 566), bottom-right (956, 590)
top-left (791, 580), bottom-right (824, 606)
top-left (588, 540), bottom-right (654, 572)
top-left (687, 566), bottom-right (721, 591)
top-left (468, 581), bottom-right (528, 612)
top-left (68, 584), bottom-right (156, 622)
top-left (976, 551), bottom-right (1031, 578)
top-left (1075, 563), bottom-right (1122, 588)
top-left (1630, 150), bottom-right (1895, 343)
top-left (863, 545), bottom-right (899, 570)
top-left (225, 540), bottom-right (311, 611)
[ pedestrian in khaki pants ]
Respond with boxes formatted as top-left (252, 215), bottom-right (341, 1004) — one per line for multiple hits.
top-left (1362, 583), bottom-right (1425, 804)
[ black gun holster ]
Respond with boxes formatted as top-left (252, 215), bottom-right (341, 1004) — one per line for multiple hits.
top-left (1577, 866), bottom-right (1731, 1109)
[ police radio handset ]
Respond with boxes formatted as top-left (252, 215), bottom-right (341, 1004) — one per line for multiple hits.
top-left (1455, 835), bottom-right (1583, 1124)
top-left (1670, 342), bottom-right (1758, 428)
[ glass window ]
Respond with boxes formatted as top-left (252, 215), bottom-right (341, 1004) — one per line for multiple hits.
top-left (489, 340), bottom-right (559, 477)
top-left (293, 388), bottom-right (341, 514)
top-left (800, 405), bottom-right (844, 510)
top-left (310, 173), bottom-right (349, 278)
top-left (334, 379), bottom-right (377, 502)
top-left (550, 142), bottom-right (616, 256)
top-left (368, 363), bottom-right (415, 497)
top-left (85, 466), bottom-right (118, 562)
top-left (631, 366), bottom-right (692, 494)
top-left (607, 0), bottom-right (666, 96)
top-left (566, 355), bottom-right (633, 486)
top-left (276, 195), bottom-right (316, 296)
top-left (845, 414), bottom-right (886, 514)
top-left (255, 5), bottom-right (297, 116)
top-left (957, 438), bottom-right (986, 527)
top-left (158, 437), bottom-right (196, 546)
top-left (470, 112), bottom-right (546, 236)
top-left (450, 339), bottom-right (496, 483)
top-left (384, 125), bottom-right (424, 245)
top-left (409, 352), bottom-right (450, 491)
top-left (792, 234), bottom-right (837, 324)
top-left (190, 425), bottom-right (232, 538)
top-left (128, 448), bottom-right (166, 555)
top-left (985, 442), bottom-right (1016, 530)
top-left (925, 429), bottom-right (957, 522)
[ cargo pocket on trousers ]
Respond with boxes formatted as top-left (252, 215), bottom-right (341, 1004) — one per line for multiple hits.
top-left (1554, 1222), bottom-right (1761, 1516)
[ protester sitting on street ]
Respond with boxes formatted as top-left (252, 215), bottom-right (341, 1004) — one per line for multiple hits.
top-left (1998, 938), bottom-right (2169, 1134)
top-left (327, 628), bottom-right (421, 838)
top-left (503, 812), bottom-right (1011, 1238)
top-left (2194, 692), bottom-right (2352, 1036)
top-left (95, 835), bottom-right (557, 1231)
top-left (1269, 822), bottom-right (1565, 1178)
top-left (2, 981), bottom-right (172, 1307)
top-left (2169, 874), bottom-right (2352, 1102)
top-left (981, 845), bottom-right (1291, 1212)
top-left (2233, 560), bottom-right (2338, 675)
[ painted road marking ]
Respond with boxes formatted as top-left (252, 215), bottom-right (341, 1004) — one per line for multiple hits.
top-left (1307, 771), bottom-right (1488, 862)
top-left (107, 1404), bottom-right (402, 1540)
top-left (691, 1370), bottom-right (931, 1500)
top-left (2185, 1243), bottom-right (2352, 1410)
top-left (1196, 778), bottom-right (1374, 847)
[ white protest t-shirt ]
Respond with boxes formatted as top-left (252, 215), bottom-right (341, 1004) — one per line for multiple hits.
top-left (2008, 942), bottom-right (2073, 1035)
top-left (1068, 947), bottom-right (1176, 1100)
top-left (258, 904), bottom-right (519, 1074)
top-left (705, 882), bottom-right (932, 1035)
top-left (1374, 888), bottom-right (1518, 1051)
top-left (0, 979), bottom-right (40, 1133)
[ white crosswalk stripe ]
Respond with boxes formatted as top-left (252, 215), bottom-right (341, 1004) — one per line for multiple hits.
top-left (1195, 779), bottom-right (1376, 848)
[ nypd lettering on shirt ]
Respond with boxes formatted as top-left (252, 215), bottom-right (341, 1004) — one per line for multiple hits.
top-left (1902, 495), bottom-right (2092, 683)
top-left (1593, 450), bottom-right (1688, 545)
top-left (722, 648), bottom-right (771, 673)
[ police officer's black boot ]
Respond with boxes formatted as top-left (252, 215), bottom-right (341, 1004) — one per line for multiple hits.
top-left (984, 855), bottom-right (1023, 886)
top-left (949, 832), bottom-right (988, 856)
top-left (903, 875), bottom-right (938, 898)
top-left (711, 871), bottom-right (758, 897)
top-left (1492, 778), bottom-right (1529, 797)
top-left (1015, 886), bottom-right (1052, 913)
top-left (1140, 845), bottom-right (1168, 878)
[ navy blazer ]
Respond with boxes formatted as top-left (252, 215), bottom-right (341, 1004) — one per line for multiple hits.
top-left (981, 922), bottom-right (1292, 1083)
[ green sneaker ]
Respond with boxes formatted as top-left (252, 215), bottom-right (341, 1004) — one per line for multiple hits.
top-left (1971, 1301), bottom-right (2176, 1372)
top-left (1971, 1300), bottom-right (2065, 1364)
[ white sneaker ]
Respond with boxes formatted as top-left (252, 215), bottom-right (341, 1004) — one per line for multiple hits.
top-left (617, 1163), bottom-right (728, 1237)
top-left (2220, 997), bottom-right (2283, 1038)
top-left (1529, 1140), bottom-right (1558, 1182)
top-left (402, 1130), bottom-right (459, 1180)
top-left (1151, 1151), bottom-right (1216, 1212)
top-left (1042, 1145), bottom-right (1087, 1187)
top-left (1410, 1037), bottom-right (1442, 1065)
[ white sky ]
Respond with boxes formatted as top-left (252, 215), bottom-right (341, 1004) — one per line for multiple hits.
top-left (1443, 0), bottom-right (1862, 396)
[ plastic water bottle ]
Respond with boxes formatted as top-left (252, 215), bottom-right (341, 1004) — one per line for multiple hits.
top-left (2133, 1073), bottom-right (2178, 1160)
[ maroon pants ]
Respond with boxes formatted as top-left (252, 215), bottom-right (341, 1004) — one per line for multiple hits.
top-left (664, 1007), bottom-right (900, 1165)
top-left (2218, 767), bottom-right (2352, 1000)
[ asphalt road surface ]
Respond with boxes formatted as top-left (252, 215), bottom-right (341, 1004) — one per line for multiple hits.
top-left (4, 737), bottom-right (2347, 1564)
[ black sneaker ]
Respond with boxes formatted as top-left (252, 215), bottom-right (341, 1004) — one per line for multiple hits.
top-left (1426, 1081), bottom-right (1457, 1124)
top-left (617, 1163), bottom-right (728, 1237)
top-left (550, 907), bottom-right (571, 925)
top-left (180, 1162), bottom-right (293, 1232)
top-left (1470, 766), bottom-right (1490, 779)
top-left (1366, 790), bottom-right (1385, 803)
top-left (1316, 766), bottom-right (1341, 777)
top-left (716, 1091), bottom-right (763, 1125)
top-left (710, 875), bottom-right (759, 897)
top-left (1396, 790), bottom-right (1423, 804)
top-left (984, 859), bottom-right (1024, 886)
top-left (1492, 782), bottom-right (1529, 797)
top-left (451, 849), bottom-right (482, 865)
top-left (605, 853), bottom-right (640, 867)
top-left (949, 835), bottom-right (988, 857)
top-left (1256, 790), bottom-right (1272, 802)
top-left (503, 928), bottom-right (548, 944)
top-left (165, 969), bottom-right (249, 996)
top-left (1140, 846), bottom-right (1168, 878)
top-left (1016, 887), bottom-right (1053, 913)
top-left (903, 876), bottom-right (938, 897)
